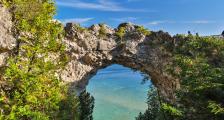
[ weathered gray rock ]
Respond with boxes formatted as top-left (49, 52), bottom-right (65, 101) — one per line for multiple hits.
top-left (0, 5), bottom-right (16, 67)
top-left (0, 52), bottom-right (8, 67)
top-left (61, 23), bottom-right (180, 102)
top-left (0, 5), bottom-right (16, 51)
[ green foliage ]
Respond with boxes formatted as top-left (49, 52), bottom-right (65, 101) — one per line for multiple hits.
top-left (136, 87), bottom-right (181, 120)
top-left (1, 0), bottom-right (11, 7)
top-left (208, 101), bottom-right (224, 115)
top-left (170, 35), bottom-right (224, 119)
top-left (98, 24), bottom-right (107, 38)
top-left (136, 87), bottom-right (162, 120)
top-left (0, 0), bottom-right (80, 119)
top-left (116, 27), bottom-right (126, 40)
top-left (79, 90), bottom-right (95, 120)
top-left (136, 26), bottom-right (151, 36)
top-left (58, 92), bottom-right (81, 120)
top-left (161, 103), bottom-right (183, 117)
top-left (136, 87), bottom-right (183, 120)
top-left (139, 34), bottom-right (224, 120)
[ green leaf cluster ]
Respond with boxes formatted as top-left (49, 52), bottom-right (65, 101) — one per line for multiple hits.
top-left (0, 0), bottom-right (80, 119)
top-left (115, 27), bottom-right (126, 40)
top-left (98, 24), bottom-right (107, 38)
top-left (161, 103), bottom-right (183, 117)
top-left (170, 35), bottom-right (224, 119)
top-left (136, 26), bottom-right (151, 36)
top-left (137, 34), bottom-right (224, 120)
top-left (136, 87), bottom-right (182, 120)
top-left (208, 101), bottom-right (224, 115)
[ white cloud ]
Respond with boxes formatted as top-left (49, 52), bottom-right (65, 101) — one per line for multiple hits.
top-left (127, 0), bottom-right (143, 2)
top-left (60, 18), bottom-right (94, 24)
top-left (146, 20), bottom-right (215, 26)
top-left (147, 21), bottom-right (175, 25)
top-left (111, 17), bottom-right (138, 22)
top-left (56, 0), bottom-right (151, 12)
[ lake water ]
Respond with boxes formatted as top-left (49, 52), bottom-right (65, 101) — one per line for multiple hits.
top-left (86, 64), bottom-right (151, 120)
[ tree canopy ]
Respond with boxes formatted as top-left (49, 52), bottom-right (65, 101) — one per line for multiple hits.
top-left (0, 0), bottom-right (79, 119)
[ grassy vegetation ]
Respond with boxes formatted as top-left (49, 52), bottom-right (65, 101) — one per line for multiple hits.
top-left (98, 23), bottom-right (107, 38)
top-left (136, 26), bottom-right (151, 36)
top-left (116, 27), bottom-right (126, 40)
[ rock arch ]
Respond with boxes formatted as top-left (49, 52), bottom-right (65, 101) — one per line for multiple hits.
top-left (60, 23), bottom-right (180, 102)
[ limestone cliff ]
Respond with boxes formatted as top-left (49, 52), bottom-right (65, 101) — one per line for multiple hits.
top-left (60, 23), bottom-right (180, 102)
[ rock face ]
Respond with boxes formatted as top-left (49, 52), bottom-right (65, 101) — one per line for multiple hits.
top-left (0, 5), bottom-right (179, 102)
top-left (60, 23), bottom-right (180, 102)
top-left (0, 5), bottom-right (16, 67)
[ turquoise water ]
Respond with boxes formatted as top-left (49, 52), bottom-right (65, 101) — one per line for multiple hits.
top-left (86, 64), bottom-right (151, 120)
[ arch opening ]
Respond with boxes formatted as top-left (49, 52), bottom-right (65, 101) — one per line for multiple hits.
top-left (86, 64), bottom-right (151, 120)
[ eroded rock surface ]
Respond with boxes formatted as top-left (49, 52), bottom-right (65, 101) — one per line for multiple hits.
top-left (61, 23), bottom-right (180, 102)
top-left (0, 5), bottom-right (16, 67)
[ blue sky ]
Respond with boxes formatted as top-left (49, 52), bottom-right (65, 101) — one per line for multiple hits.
top-left (55, 0), bottom-right (224, 35)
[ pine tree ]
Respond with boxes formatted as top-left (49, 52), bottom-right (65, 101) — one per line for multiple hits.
top-left (79, 90), bottom-right (95, 120)
top-left (136, 87), bottom-right (163, 120)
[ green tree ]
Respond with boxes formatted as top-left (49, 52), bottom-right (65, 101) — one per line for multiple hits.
top-left (136, 87), bottom-right (161, 120)
top-left (58, 92), bottom-right (81, 120)
top-left (0, 0), bottom-right (79, 119)
top-left (170, 35), bottom-right (224, 120)
top-left (79, 90), bottom-right (95, 120)
top-left (138, 33), bottom-right (224, 120)
top-left (136, 86), bottom-right (182, 120)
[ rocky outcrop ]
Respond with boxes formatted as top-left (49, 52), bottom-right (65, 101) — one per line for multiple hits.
top-left (60, 23), bottom-right (180, 102)
top-left (0, 5), bottom-right (16, 67)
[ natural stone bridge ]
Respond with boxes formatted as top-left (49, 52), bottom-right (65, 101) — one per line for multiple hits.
top-left (60, 23), bottom-right (180, 102)
top-left (0, 5), bottom-right (179, 102)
